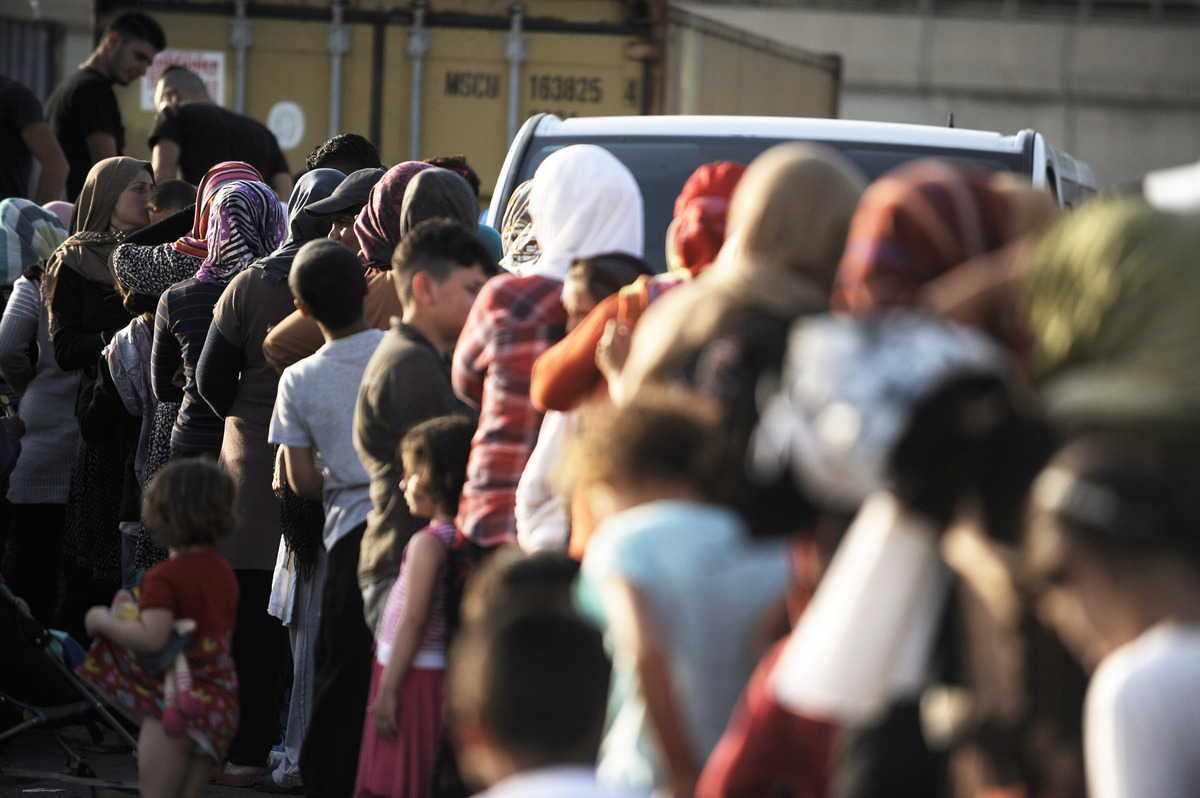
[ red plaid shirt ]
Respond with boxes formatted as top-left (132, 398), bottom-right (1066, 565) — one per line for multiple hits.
top-left (452, 274), bottom-right (567, 547)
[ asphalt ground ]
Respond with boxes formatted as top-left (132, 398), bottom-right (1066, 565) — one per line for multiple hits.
top-left (0, 725), bottom-right (271, 798)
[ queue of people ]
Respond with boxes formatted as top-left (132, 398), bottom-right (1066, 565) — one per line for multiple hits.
top-left (2, 29), bottom-right (1199, 798)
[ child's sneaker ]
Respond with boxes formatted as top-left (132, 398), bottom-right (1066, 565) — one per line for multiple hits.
top-left (162, 703), bottom-right (188, 736)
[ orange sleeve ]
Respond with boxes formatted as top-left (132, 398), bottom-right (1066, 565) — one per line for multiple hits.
top-left (262, 310), bottom-right (325, 375)
top-left (363, 271), bottom-right (404, 332)
top-left (530, 292), bottom-right (619, 413)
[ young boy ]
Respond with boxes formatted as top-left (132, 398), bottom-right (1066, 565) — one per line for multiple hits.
top-left (267, 238), bottom-right (384, 793)
top-left (146, 178), bottom-right (196, 224)
top-left (288, 218), bottom-right (492, 798)
top-left (448, 611), bottom-right (642, 798)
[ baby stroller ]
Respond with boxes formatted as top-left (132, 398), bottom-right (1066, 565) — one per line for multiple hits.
top-left (0, 581), bottom-right (139, 793)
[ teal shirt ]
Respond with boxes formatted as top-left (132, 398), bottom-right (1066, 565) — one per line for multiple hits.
top-left (576, 500), bottom-right (789, 794)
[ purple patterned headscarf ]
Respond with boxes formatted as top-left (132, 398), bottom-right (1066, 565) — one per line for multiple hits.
top-left (197, 180), bottom-right (287, 285)
top-left (354, 161), bottom-right (437, 271)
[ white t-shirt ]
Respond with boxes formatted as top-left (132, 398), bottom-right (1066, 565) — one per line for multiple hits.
top-left (269, 328), bottom-right (384, 549)
top-left (1085, 622), bottom-right (1200, 798)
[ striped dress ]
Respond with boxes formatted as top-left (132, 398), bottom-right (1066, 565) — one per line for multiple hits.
top-left (355, 520), bottom-right (455, 798)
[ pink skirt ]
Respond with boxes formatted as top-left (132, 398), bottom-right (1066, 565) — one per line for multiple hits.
top-left (354, 661), bottom-right (445, 798)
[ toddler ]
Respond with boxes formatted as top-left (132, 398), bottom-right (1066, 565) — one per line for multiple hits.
top-left (79, 458), bottom-right (240, 798)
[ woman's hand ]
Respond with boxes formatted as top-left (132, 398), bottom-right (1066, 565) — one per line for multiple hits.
top-left (596, 319), bottom-right (633, 382)
top-left (369, 685), bottom-right (399, 742)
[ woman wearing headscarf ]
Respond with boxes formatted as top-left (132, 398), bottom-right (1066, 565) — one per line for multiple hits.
top-left (0, 199), bottom-right (74, 625)
top-left (194, 167), bottom-right (343, 787)
top-left (452, 143), bottom-right (643, 549)
top-left (152, 179), bottom-right (285, 461)
top-left (832, 160), bottom-right (1058, 317)
top-left (530, 160), bottom-right (746, 416)
top-left (111, 160), bottom-right (267, 296)
top-left (354, 160), bottom-right (437, 272)
top-left (620, 144), bottom-right (865, 403)
top-left (261, 165), bottom-right (478, 373)
top-left (40, 156), bottom-right (154, 643)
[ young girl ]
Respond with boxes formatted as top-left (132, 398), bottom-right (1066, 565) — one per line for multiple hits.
top-left (78, 458), bottom-right (241, 798)
top-left (569, 393), bottom-right (792, 798)
top-left (355, 414), bottom-right (475, 798)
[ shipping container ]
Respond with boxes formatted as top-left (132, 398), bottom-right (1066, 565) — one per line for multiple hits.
top-left (96, 0), bottom-right (839, 204)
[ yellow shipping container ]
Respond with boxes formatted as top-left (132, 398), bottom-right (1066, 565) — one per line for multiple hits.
top-left (102, 0), bottom-right (838, 205)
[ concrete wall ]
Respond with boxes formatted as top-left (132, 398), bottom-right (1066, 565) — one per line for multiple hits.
top-left (677, 3), bottom-right (1200, 189)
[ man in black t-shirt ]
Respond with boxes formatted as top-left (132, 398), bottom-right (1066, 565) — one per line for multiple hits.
top-left (45, 12), bottom-right (165, 200)
top-left (150, 66), bottom-right (293, 202)
top-left (0, 75), bottom-right (68, 203)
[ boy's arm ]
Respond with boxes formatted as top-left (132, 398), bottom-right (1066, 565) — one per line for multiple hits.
top-left (282, 445), bottom-right (323, 500)
top-left (530, 292), bottom-right (616, 412)
top-left (451, 282), bottom-right (497, 409)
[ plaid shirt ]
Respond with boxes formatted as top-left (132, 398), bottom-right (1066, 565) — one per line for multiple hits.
top-left (452, 273), bottom-right (567, 547)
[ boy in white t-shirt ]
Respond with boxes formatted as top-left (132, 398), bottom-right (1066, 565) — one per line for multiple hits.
top-left (1026, 434), bottom-right (1200, 798)
top-left (268, 239), bottom-right (384, 792)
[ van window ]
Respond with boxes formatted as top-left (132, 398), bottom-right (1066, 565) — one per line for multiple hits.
top-left (519, 135), bottom-right (1025, 270)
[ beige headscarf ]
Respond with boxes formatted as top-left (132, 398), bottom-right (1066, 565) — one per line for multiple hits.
top-left (703, 142), bottom-right (867, 316)
top-left (42, 156), bottom-right (152, 314)
top-left (619, 143), bottom-right (866, 398)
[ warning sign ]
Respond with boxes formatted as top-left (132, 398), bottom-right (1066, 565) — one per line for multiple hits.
top-left (141, 51), bottom-right (227, 110)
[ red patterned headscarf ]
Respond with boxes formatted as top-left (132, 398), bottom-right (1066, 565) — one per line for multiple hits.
top-left (670, 160), bottom-right (747, 274)
top-left (171, 161), bottom-right (265, 259)
top-left (832, 160), bottom-right (1014, 313)
top-left (354, 161), bottom-right (437, 271)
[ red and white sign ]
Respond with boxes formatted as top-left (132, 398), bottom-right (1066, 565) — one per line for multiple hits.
top-left (141, 50), bottom-right (226, 110)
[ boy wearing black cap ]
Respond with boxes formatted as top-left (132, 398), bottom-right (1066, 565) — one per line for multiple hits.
top-left (303, 166), bottom-right (386, 253)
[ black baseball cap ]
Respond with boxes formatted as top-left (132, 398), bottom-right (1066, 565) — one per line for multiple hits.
top-left (304, 167), bottom-right (386, 217)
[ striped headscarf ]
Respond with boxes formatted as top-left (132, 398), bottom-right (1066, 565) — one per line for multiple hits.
top-left (172, 161), bottom-right (266, 259)
top-left (354, 161), bottom-right (437, 271)
top-left (196, 180), bottom-right (287, 285)
top-left (832, 160), bottom-right (1015, 313)
top-left (0, 198), bottom-right (69, 285)
top-left (252, 168), bottom-right (345, 284)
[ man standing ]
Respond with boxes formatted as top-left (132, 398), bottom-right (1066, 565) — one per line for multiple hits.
top-left (0, 75), bottom-right (68, 203)
top-left (150, 66), bottom-right (293, 202)
top-left (45, 11), bottom-right (165, 200)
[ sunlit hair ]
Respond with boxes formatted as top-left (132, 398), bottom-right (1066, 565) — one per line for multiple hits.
top-left (559, 389), bottom-right (730, 503)
top-left (398, 414), bottom-right (475, 519)
top-left (142, 457), bottom-right (238, 549)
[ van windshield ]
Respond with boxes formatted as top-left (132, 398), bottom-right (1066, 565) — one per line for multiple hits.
top-left (518, 135), bottom-right (1025, 271)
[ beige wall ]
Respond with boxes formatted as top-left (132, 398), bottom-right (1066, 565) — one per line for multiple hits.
top-left (677, 3), bottom-right (1200, 188)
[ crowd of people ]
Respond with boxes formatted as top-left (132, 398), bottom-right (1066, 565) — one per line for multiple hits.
top-left (2, 10), bottom-right (1199, 798)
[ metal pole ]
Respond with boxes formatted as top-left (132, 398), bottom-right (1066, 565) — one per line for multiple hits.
top-left (407, 1), bottom-right (431, 161)
top-left (328, 0), bottom-right (350, 139)
top-left (505, 4), bottom-right (528, 147)
top-left (230, 0), bottom-right (253, 114)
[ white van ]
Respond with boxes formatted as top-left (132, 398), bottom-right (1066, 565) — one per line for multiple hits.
top-left (484, 113), bottom-right (1097, 270)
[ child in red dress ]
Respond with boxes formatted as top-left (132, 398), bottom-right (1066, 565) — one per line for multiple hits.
top-left (355, 415), bottom-right (474, 798)
top-left (79, 458), bottom-right (240, 798)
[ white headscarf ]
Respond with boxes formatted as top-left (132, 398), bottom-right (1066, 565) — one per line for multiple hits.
top-left (525, 144), bottom-right (643, 281)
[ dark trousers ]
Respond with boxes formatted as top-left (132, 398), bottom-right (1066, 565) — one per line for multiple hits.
top-left (227, 569), bottom-right (287, 767)
top-left (3, 502), bottom-right (67, 627)
top-left (300, 522), bottom-right (373, 797)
